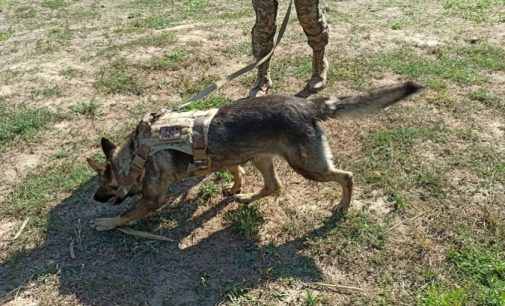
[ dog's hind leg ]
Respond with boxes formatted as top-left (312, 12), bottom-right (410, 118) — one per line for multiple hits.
top-left (285, 128), bottom-right (353, 213)
top-left (223, 165), bottom-right (245, 196)
top-left (235, 155), bottom-right (282, 204)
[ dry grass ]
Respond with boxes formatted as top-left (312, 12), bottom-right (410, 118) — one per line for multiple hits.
top-left (1, 0), bottom-right (504, 305)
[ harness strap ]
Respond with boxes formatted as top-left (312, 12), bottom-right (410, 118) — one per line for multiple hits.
top-left (118, 144), bottom-right (151, 189)
top-left (120, 108), bottom-right (219, 191)
top-left (192, 116), bottom-right (209, 168)
top-left (190, 108), bottom-right (218, 173)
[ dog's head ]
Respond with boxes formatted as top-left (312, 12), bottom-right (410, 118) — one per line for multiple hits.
top-left (87, 137), bottom-right (129, 205)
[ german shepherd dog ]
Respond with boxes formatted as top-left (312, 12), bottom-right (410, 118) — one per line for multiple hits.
top-left (87, 82), bottom-right (422, 231)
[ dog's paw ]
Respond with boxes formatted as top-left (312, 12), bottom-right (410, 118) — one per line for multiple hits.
top-left (233, 193), bottom-right (256, 204)
top-left (93, 217), bottom-right (121, 231)
top-left (335, 200), bottom-right (351, 216)
top-left (223, 185), bottom-right (241, 197)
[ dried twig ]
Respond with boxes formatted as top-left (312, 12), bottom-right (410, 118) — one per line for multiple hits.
top-left (117, 227), bottom-right (175, 242)
top-left (0, 281), bottom-right (27, 305)
top-left (307, 282), bottom-right (365, 294)
top-left (69, 240), bottom-right (76, 259)
top-left (388, 212), bottom-right (427, 233)
top-left (12, 218), bottom-right (30, 241)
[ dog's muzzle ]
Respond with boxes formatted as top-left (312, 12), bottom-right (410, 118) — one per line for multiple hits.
top-left (93, 192), bottom-right (114, 203)
top-left (93, 185), bottom-right (130, 204)
top-left (111, 186), bottom-right (129, 205)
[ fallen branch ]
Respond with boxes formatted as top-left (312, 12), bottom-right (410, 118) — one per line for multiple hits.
top-left (12, 218), bottom-right (30, 241)
top-left (117, 227), bottom-right (175, 242)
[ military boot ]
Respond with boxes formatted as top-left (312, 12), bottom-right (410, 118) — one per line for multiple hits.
top-left (249, 64), bottom-right (273, 97)
top-left (296, 49), bottom-right (328, 98)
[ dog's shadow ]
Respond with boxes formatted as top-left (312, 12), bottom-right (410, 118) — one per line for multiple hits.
top-left (1, 177), bottom-right (345, 306)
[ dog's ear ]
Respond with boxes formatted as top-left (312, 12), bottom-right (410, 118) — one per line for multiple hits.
top-left (87, 158), bottom-right (105, 174)
top-left (101, 137), bottom-right (116, 160)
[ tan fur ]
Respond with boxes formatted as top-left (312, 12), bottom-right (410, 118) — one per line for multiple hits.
top-left (88, 82), bottom-right (422, 231)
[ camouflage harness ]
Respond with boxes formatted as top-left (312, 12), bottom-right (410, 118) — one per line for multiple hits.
top-left (116, 108), bottom-right (218, 197)
top-left (113, 0), bottom-right (293, 196)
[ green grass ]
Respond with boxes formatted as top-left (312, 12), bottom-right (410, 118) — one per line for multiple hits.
top-left (0, 30), bottom-right (12, 42)
top-left (184, 96), bottom-right (232, 111)
top-left (224, 205), bottom-right (265, 240)
top-left (1, 0), bottom-right (505, 304)
top-left (420, 246), bottom-right (505, 305)
top-left (35, 27), bottom-right (73, 53)
top-left (133, 32), bottom-right (177, 47)
top-left (48, 27), bottom-right (73, 43)
top-left (421, 286), bottom-right (468, 306)
top-left (97, 32), bottom-right (177, 58)
top-left (60, 67), bottom-right (83, 79)
top-left (389, 18), bottom-right (409, 30)
top-left (14, 6), bottom-right (37, 18)
top-left (218, 8), bottom-right (251, 20)
top-left (271, 56), bottom-right (312, 82)
top-left (132, 16), bottom-right (172, 30)
top-left (358, 125), bottom-right (447, 195)
top-left (224, 40), bottom-right (250, 56)
top-left (215, 170), bottom-right (233, 184)
top-left (185, 0), bottom-right (208, 14)
top-left (31, 86), bottom-right (62, 99)
top-left (328, 55), bottom-right (374, 88)
top-left (443, 0), bottom-right (505, 22)
top-left (365, 126), bottom-right (446, 166)
top-left (41, 0), bottom-right (66, 10)
top-left (368, 127), bottom-right (446, 151)
top-left (308, 212), bottom-right (387, 260)
top-left (141, 50), bottom-right (189, 71)
top-left (373, 44), bottom-right (505, 87)
top-left (95, 59), bottom-right (144, 95)
top-left (70, 101), bottom-right (100, 118)
top-left (2, 162), bottom-right (93, 228)
top-left (468, 89), bottom-right (503, 111)
top-left (304, 290), bottom-right (320, 306)
top-left (415, 168), bottom-right (445, 198)
top-left (198, 182), bottom-right (220, 201)
top-left (0, 102), bottom-right (56, 147)
top-left (387, 192), bottom-right (408, 212)
top-left (466, 145), bottom-right (505, 184)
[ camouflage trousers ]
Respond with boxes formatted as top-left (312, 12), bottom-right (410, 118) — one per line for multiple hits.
top-left (252, 0), bottom-right (329, 80)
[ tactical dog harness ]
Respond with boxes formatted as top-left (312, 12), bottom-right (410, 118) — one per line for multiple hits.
top-left (138, 108), bottom-right (218, 168)
top-left (116, 108), bottom-right (218, 197)
top-left (113, 0), bottom-right (294, 195)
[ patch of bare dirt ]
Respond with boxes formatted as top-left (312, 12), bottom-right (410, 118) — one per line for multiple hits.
top-left (0, 220), bottom-right (17, 254)
top-left (3, 296), bottom-right (39, 306)
top-left (0, 153), bottom-right (43, 199)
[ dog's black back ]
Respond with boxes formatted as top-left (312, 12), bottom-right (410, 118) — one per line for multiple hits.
top-left (207, 82), bottom-right (422, 165)
top-left (208, 96), bottom-right (316, 158)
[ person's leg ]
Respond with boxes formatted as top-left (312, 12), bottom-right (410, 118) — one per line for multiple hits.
top-left (294, 0), bottom-right (329, 98)
top-left (250, 0), bottom-right (279, 97)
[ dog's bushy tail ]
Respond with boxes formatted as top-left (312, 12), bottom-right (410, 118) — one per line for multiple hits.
top-left (312, 81), bottom-right (423, 120)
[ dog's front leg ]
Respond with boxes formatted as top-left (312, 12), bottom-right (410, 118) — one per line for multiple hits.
top-left (223, 165), bottom-right (245, 196)
top-left (94, 196), bottom-right (163, 231)
top-left (235, 156), bottom-right (281, 204)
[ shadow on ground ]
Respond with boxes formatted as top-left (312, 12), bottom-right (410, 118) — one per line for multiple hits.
top-left (0, 176), bottom-right (345, 306)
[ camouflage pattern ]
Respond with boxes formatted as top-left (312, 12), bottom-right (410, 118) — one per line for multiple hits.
top-left (251, 0), bottom-right (329, 86)
top-left (294, 0), bottom-right (329, 51)
top-left (251, 0), bottom-right (279, 81)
